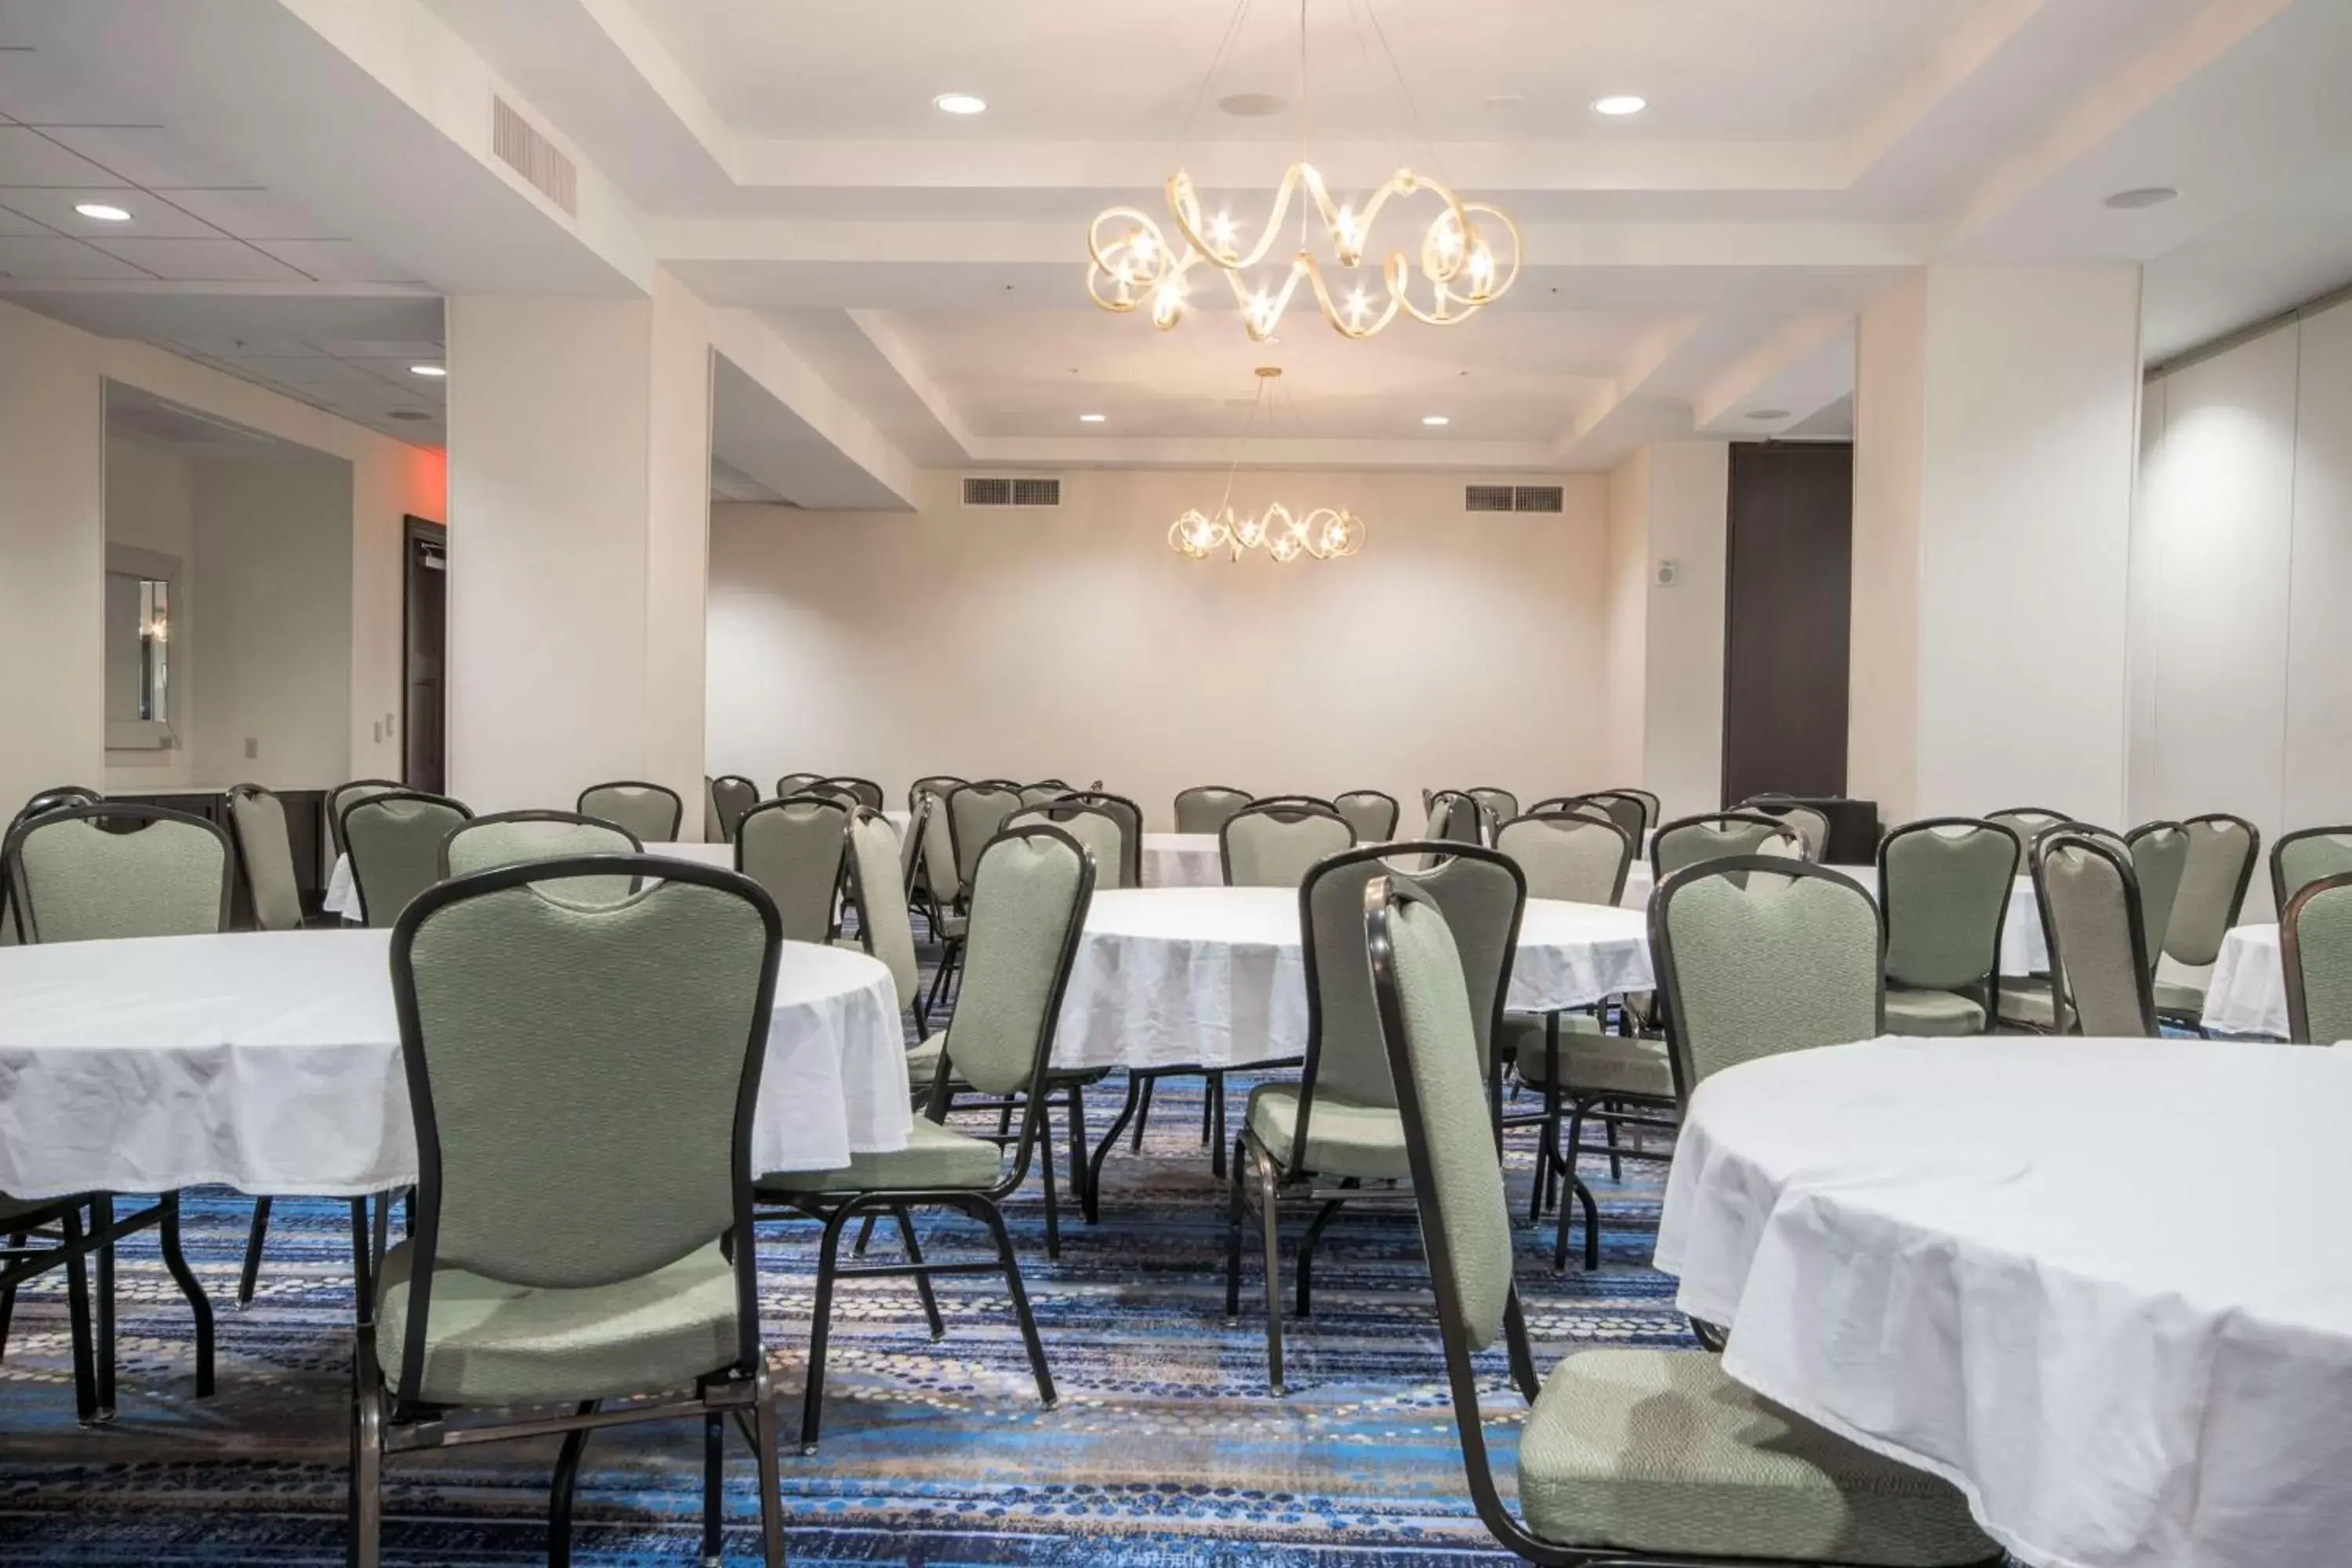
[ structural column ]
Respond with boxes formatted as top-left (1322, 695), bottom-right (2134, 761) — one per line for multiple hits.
top-left (1847, 264), bottom-right (2144, 826)
top-left (1602, 441), bottom-right (1730, 820)
top-left (444, 270), bottom-right (713, 825)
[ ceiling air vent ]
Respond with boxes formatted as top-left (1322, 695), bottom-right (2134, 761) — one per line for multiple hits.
top-left (493, 97), bottom-right (578, 217)
top-left (1464, 484), bottom-right (1515, 513)
top-left (1465, 483), bottom-right (1565, 514)
top-left (963, 476), bottom-right (1062, 509)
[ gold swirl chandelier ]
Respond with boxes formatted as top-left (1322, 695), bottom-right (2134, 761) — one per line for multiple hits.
top-left (1088, 0), bottom-right (1521, 343)
top-left (1170, 368), bottom-right (1366, 563)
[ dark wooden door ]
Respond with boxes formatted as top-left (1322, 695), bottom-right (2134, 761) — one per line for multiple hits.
top-left (1721, 443), bottom-right (1853, 807)
top-left (403, 516), bottom-right (447, 793)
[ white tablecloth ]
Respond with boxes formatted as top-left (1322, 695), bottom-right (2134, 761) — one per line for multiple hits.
top-left (1140, 832), bottom-right (1222, 888)
top-left (1052, 886), bottom-right (1652, 1072)
top-left (0, 929), bottom-right (911, 1200)
top-left (2205, 923), bottom-right (2286, 1038)
top-left (1655, 1036), bottom-right (2352, 1568)
top-left (324, 840), bottom-right (735, 922)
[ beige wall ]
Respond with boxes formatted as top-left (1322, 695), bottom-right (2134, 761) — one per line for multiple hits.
top-left (707, 469), bottom-right (1612, 828)
top-left (1599, 441), bottom-right (1730, 820)
top-left (1847, 271), bottom-right (1927, 820)
top-left (103, 434), bottom-right (201, 789)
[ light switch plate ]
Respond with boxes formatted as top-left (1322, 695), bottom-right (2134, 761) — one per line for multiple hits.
top-left (243, 737), bottom-right (258, 760)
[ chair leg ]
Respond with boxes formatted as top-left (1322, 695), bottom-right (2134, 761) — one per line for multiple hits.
top-left (347, 1342), bottom-right (383, 1568)
top-left (158, 1192), bottom-right (216, 1397)
top-left (371, 1191), bottom-right (391, 1274)
top-left (1036, 1104), bottom-right (1062, 1261)
top-left (58, 1206), bottom-right (100, 1426)
top-left (800, 1204), bottom-right (855, 1454)
top-left (1256, 1150), bottom-right (1287, 1396)
top-left (1210, 1073), bottom-right (1229, 1179)
top-left (238, 1196), bottom-right (272, 1308)
top-left (1084, 1074), bottom-right (1146, 1224)
top-left (1603, 1104), bottom-right (1624, 1182)
top-left (1294, 1197), bottom-right (1347, 1319)
top-left (895, 1204), bottom-right (945, 1340)
top-left (751, 1361), bottom-right (788, 1568)
top-left (1200, 1073), bottom-right (1217, 1145)
top-left (970, 1197), bottom-right (1055, 1410)
top-left (1555, 1104), bottom-right (1599, 1272)
top-left (1130, 1076), bottom-right (1156, 1152)
top-left (1065, 1083), bottom-right (1089, 1217)
top-left (92, 1194), bottom-right (116, 1419)
top-left (349, 1198), bottom-right (376, 1323)
top-left (546, 1399), bottom-right (598, 1568)
top-left (701, 1410), bottom-right (724, 1566)
top-left (851, 1211), bottom-right (878, 1258)
top-left (1222, 1134), bottom-right (1248, 1323)
top-left (0, 1231), bottom-right (21, 1363)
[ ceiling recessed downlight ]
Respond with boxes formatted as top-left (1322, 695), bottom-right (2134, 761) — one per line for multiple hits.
top-left (1593, 96), bottom-right (1647, 117)
top-left (2104, 186), bottom-right (2178, 210)
top-left (1746, 408), bottom-right (1790, 421)
top-left (1421, 415), bottom-right (1451, 426)
top-left (74, 201), bottom-right (131, 222)
top-left (1079, 413), bottom-right (1106, 423)
top-left (408, 364), bottom-right (446, 378)
top-left (934, 92), bottom-right (987, 115)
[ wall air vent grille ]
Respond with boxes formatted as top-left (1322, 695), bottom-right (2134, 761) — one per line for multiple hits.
top-left (493, 97), bottom-right (578, 217)
top-left (1514, 485), bottom-right (1565, 513)
top-left (1465, 483), bottom-right (1566, 514)
top-left (964, 477), bottom-right (1062, 509)
top-left (1464, 484), bottom-right (1515, 513)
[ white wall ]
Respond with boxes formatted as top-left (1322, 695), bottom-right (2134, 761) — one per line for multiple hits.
top-left (2134, 297), bottom-right (2352, 906)
top-left (707, 469), bottom-right (1610, 828)
top-left (1599, 441), bottom-right (1730, 819)
top-left (102, 434), bottom-right (200, 789)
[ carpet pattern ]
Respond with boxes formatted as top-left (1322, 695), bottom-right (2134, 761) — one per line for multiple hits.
top-left (0, 935), bottom-right (1697, 1564)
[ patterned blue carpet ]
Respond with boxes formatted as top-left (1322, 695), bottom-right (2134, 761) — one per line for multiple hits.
top-left (0, 939), bottom-right (1695, 1564)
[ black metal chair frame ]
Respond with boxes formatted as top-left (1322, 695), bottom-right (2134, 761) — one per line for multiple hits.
top-left (1424, 789), bottom-right (1488, 845)
top-left (575, 779), bottom-right (683, 842)
top-left (930, 779), bottom-right (1028, 1014)
top-left (755, 823), bottom-right (1091, 1454)
top-left (1223, 840), bottom-right (1524, 1395)
top-left (2029, 829), bottom-right (2158, 1037)
top-left (2269, 823), bottom-right (2352, 919)
top-left (2281, 869), bottom-right (2352, 1044)
top-left (1332, 788), bottom-right (1400, 841)
top-left (773, 772), bottom-right (824, 799)
top-left (354, 855), bottom-right (790, 1568)
top-left (220, 782), bottom-right (320, 934)
top-left (1876, 816), bottom-right (2017, 1035)
top-left (328, 778), bottom-right (403, 858)
top-left (708, 775), bottom-right (760, 844)
top-left (812, 775), bottom-right (885, 811)
top-left (338, 789), bottom-right (474, 928)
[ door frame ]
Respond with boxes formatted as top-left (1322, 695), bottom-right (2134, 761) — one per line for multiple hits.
top-left (401, 514), bottom-right (447, 789)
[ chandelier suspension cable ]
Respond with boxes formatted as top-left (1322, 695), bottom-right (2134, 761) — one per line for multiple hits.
top-left (1210, 369), bottom-right (1269, 525)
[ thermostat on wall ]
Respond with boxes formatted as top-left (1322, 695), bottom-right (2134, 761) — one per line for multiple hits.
top-left (1655, 558), bottom-right (1680, 586)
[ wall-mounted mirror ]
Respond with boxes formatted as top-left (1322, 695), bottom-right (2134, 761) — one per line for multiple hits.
top-left (105, 543), bottom-right (179, 750)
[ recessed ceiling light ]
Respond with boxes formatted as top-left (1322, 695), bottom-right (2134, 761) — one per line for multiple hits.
top-left (2104, 186), bottom-right (2178, 210)
top-left (1747, 408), bottom-right (1790, 421)
top-left (934, 93), bottom-right (987, 115)
top-left (1218, 92), bottom-right (1287, 118)
top-left (74, 202), bottom-right (132, 222)
top-left (1079, 413), bottom-right (1106, 423)
top-left (1421, 415), bottom-right (1451, 426)
top-left (388, 410), bottom-right (431, 422)
top-left (408, 364), bottom-right (446, 378)
top-left (1592, 96), bottom-right (1647, 117)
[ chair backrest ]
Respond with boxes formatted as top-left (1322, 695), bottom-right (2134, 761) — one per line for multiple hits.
top-left (2282, 872), bottom-right (2352, 1044)
top-left (1651, 811), bottom-right (1802, 880)
top-left (1054, 790), bottom-right (1144, 885)
top-left (2124, 821), bottom-right (2189, 978)
top-left (1010, 796), bottom-right (1138, 889)
top-left (4, 803), bottom-right (233, 943)
top-left (1423, 789), bottom-right (1486, 846)
top-left (389, 857), bottom-right (779, 1406)
top-left (343, 790), bottom-right (473, 930)
top-left (1987, 807), bottom-right (2071, 859)
top-left (1599, 786), bottom-right (1660, 834)
top-left (1652, 858), bottom-right (1883, 1099)
top-left (708, 775), bottom-right (760, 844)
top-left (1333, 789), bottom-right (1399, 842)
top-left (735, 795), bottom-right (851, 944)
top-left (909, 775), bottom-right (965, 815)
top-left (1878, 818), bottom-right (2016, 993)
top-left (813, 775), bottom-right (884, 811)
top-left (917, 787), bottom-right (962, 906)
top-left (225, 782), bottom-right (305, 932)
top-left (328, 778), bottom-right (402, 855)
top-left (1174, 784), bottom-right (1254, 835)
top-left (2165, 814), bottom-right (2258, 967)
top-left (1493, 811), bottom-right (1632, 906)
top-left (1221, 802), bottom-right (1356, 887)
top-left (1411, 845), bottom-right (1529, 1078)
top-left (1742, 800), bottom-right (1831, 861)
top-left (946, 779), bottom-right (1025, 894)
top-left (844, 808), bottom-right (922, 1022)
top-left (10, 784), bottom-right (102, 833)
top-left (1466, 787), bottom-right (1519, 828)
top-left (2032, 829), bottom-right (2157, 1037)
top-left (1018, 781), bottom-right (1071, 808)
top-left (898, 790), bottom-right (931, 892)
top-left (577, 780), bottom-right (683, 844)
top-left (441, 811), bottom-right (641, 906)
top-left (2272, 826), bottom-right (2352, 916)
top-left (936, 825), bottom-right (1094, 1105)
top-left (1250, 793), bottom-right (1338, 813)
top-left (1571, 791), bottom-right (1648, 844)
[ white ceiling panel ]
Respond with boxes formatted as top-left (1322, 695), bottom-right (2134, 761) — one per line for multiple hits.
top-left (0, 185), bottom-right (221, 238)
top-left (155, 187), bottom-right (342, 240)
top-left (216, 354), bottom-right (395, 388)
top-left (251, 238), bottom-right (414, 283)
top-left (37, 125), bottom-right (256, 189)
top-left (86, 236), bottom-right (306, 280)
top-left (0, 47), bottom-right (145, 125)
top-left (309, 338), bottom-right (446, 358)
top-left (0, 201), bottom-right (50, 236)
top-left (340, 358), bottom-right (447, 394)
top-left (0, 125), bottom-right (125, 186)
top-left (0, 233), bottom-right (146, 278)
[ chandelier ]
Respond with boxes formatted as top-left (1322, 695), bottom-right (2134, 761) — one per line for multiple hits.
top-left (1169, 368), bottom-right (1366, 563)
top-left (1088, 0), bottom-right (1521, 343)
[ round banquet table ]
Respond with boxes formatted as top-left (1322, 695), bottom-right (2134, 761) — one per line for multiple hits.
top-left (2203, 923), bottom-right (2288, 1038)
top-left (1139, 832), bottom-right (1223, 888)
top-left (0, 929), bottom-right (912, 1201)
top-left (1654, 1036), bottom-right (2352, 1568)
top-left (323, 838), bottom-right (734, 922)
top-left (1052, 885), bottom-right (1652, 1073)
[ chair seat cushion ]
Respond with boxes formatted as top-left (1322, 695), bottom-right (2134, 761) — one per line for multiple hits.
top-left (759, 1116), bottom-right (1002, 1193)
top-left (1245, 1085), bottom-right (1409, 1180)
top-left (374, 1240), bottom-right (739, 1408)
top-left (1519, 1348), bottom-right (1995, 1564)
top-left (1884, 986), bottom-right (1987, 1037)
top-left (2154, 977), bottom-right (2206, 1019)
top-left (1996, 977), bottom-right (2065, 1031)
top-left (1504, 1014), bottom-right (1673, 1099)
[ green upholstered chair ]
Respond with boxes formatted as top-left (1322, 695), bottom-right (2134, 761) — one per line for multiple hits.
top-left (844, 806), bottom-right (927, 1036)
top-left (576, 780), bottom-right (683, 844)
top-left (2271, 826), bottom-right (2352, 916)
top-left (1598, 786), bottom-right (1661, 835)
top-left (354, 856), bottom-right (789, 1568)
top-left (342, 790), bottom-right (471, 930)
top-left (2125, 822), bottom-right (2190, 985)
top-left (909, 775), bottom-right (966, 815)
top-left (1, 785), bottom-right (102, 944)
top-left (1651, 812), bottom-right (1802, 881)
top-left (1742, 800), bottom-right (1832, 862)
top-left (735, 795), bottom-right (850, 946)
top-left (934, 780), bottom-right (1025, 1003)
top-left (1225, 840), bottom-right (1523, 1394)
top-left (1530, 794), bottom-right (1626, 831)
top-left (2155, 813), bottom-right (2258, 1024)
top-left (1018, 780), bottom-right (1073, 808)
top-left (1334, 789), bottom-right (1400, 842)
top-left (328, 778), bottom-right (401, 856)
top-left (1468, 786), bottom-right (1521, 829)
top-left (1174, 783), bottom-right (1254, 835)
top-left (2282, 872), bottom-right (2352, 1044)
top-left (442, 811), bottom-right (641, 899)
top-left (1573, 792), bottom-right (1650, 844)
top-left (1423, 789), bottom-right (1488, 846)
top-left (1985, 806), bottom-right (2070, 860)
top-left (774, 771), bottom-right (824, 799)
top-left (757, 824), bottom-right (1091, 1453)
top-left (1878, 818), bottom-right (2016, 1036)
top-left (1365, 872), bottom-right (2001, 1568)
top-left (1221, 801), bottom-right (1356, 888)
top-left (811, 775), bottom-right (884, 811)
top-left (1495, 813), bottom-right (1634, 908)
top-left (0, 800), bottom-right (222, 1420)
top-left (1011, 791), bottom-right (1142, 889)
top-left (223, 783), bottom-right (307, 933)
top-left (708, 775), bottom-right (760, 844)
top-left (2018, 830), bottom-right (2158, 1038)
